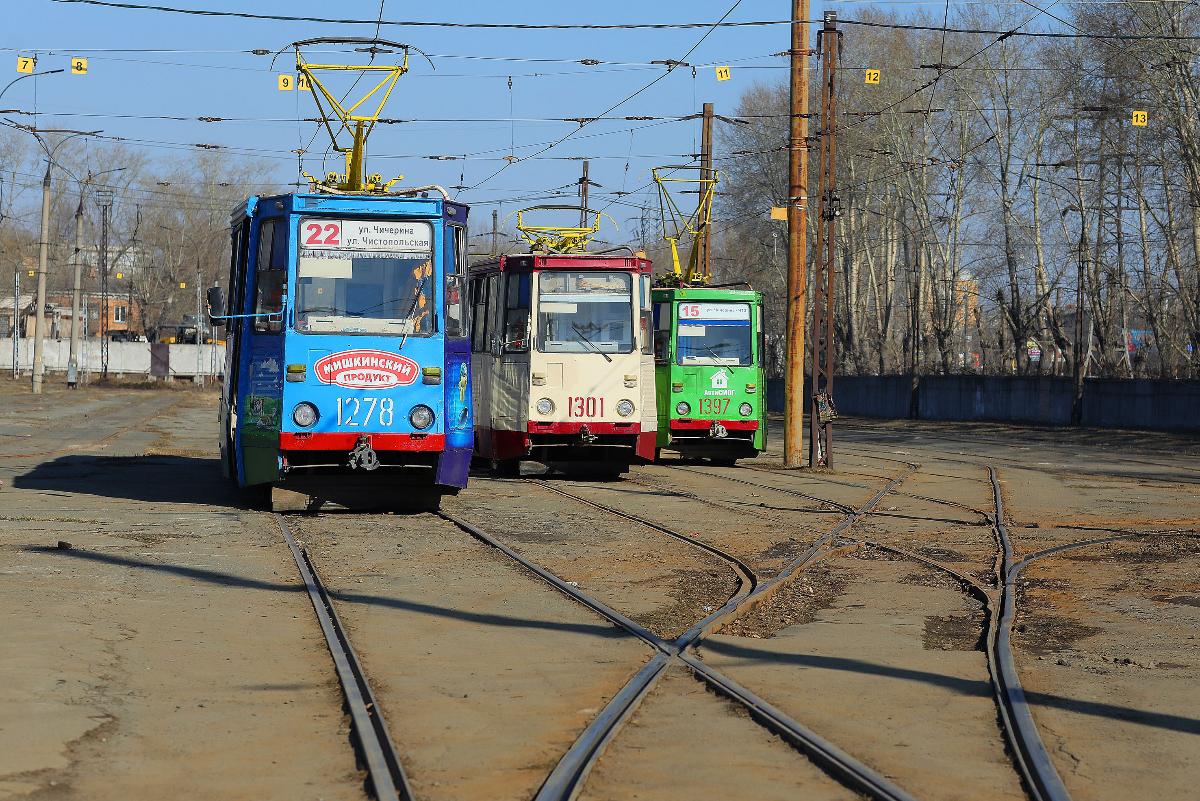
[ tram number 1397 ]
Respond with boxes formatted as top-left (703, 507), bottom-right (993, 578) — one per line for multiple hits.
top-left (699, 398), bottom-right (730, 415)
top-left (567, 396), bottom-right (604, 418)
top-left (336, 397), bottom-right (395, 427)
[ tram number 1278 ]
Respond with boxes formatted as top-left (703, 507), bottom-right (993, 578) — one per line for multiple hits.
top-left (567, 396), bottom-right (603, 417)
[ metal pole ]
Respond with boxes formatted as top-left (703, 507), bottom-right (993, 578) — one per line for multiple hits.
top-left (98, 191), bottom-right (112, 379)
top-left (11, 268), bottom-right (18, 378)
top-left (784, 0), bottom-right (810, 468)
top-left (68, 193), bottom-right (84, 387)
top-left (491, 209), bottom-right (499, 257)
top-left (195, 258), bottom-right (202, 383)
top-left (809, 11), bottom-right (839, 468)
top-left (31, 163), bottom-right (51, 394)
top-left (699, 102), bottom-right (714, 283)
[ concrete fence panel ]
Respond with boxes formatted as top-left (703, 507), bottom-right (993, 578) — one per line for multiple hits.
top-left (1, 339), bottom-right (225, 378)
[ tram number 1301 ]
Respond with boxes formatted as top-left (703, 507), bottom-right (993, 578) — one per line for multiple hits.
top-left (336, 397), bottom-right (395, 427)
top-left (567, 396), bottom-right (604, 418)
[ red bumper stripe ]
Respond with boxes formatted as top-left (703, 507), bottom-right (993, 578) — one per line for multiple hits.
top-left (280, 432), bottom-right (446, 452)
top-left (527, 421), bottom-right (642, 435)
top-left (670, 419), bottom-right (759, 431)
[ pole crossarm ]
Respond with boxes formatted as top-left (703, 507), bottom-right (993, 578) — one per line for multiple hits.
top-left (651, 165), bottom-right (718, 283)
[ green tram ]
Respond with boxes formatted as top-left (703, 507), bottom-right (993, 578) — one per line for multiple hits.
top-left (651, 286), bottom-right (766, 463)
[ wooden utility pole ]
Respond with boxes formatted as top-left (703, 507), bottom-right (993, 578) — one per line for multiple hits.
top-left (810, 11), bottom-right (839, 467)
top-left (784, 0), bottom-right (810, 468)
top-left (699, 102), bottom-right (714, 282)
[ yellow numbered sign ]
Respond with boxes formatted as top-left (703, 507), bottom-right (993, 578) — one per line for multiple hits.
top-left (770, 206), bottom-right (788, 221)
top-left (179, 281), bottom-right (188, 289)
top-left (297, 73), bottom-right (311, 91)
top-left (71, 57), bottom-right (88, 75)
top-left (865, 69), bottom-right (881, 85)
top-left (1132, 110), bottom-right (1148, 127)
top-left (277, 74), bottom-right (294, 91)
top-left (115, 272), bottom-right (124, 280)
top-left (16, 55), bottom-right (35, 74)
top-left (715, 65), bottom-right (731, 82)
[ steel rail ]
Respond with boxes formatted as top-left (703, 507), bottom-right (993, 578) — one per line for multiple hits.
top-left (531, 478), bottom-right (758, 598)
top-left (671, 463), bottom-right (856, 512)
top-left (476, 465), bottom-right (919, 801)
top-left (987, 468), bottom-right (1073, 801)
top-left (275, 514), bottom-right (413, 801)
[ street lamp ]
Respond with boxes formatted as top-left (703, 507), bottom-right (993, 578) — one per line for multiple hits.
top-left (18, 126), bottom-right (97, 394)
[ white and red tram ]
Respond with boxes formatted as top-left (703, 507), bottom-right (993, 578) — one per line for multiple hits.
top-left (468, 251), bottom-right (657, 477)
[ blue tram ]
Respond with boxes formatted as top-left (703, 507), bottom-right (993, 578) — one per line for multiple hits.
top-left (209, 191), bottom-right (472, 511)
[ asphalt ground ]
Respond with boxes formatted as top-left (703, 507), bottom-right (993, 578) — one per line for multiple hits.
top-left (1, 377), bottom-right (1196, 801)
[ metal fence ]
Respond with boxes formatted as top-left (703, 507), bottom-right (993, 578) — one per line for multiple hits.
top-left (767, 375), bottom-right (1200, 433)
top-left (3, 338), bottom-right (225, 379)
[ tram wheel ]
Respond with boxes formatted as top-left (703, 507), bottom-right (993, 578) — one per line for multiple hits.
top-left (491, 458), bottom-right (522, 478)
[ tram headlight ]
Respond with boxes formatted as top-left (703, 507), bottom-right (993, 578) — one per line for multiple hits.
top-left (675, 401), bottom-right (691, 416)
top-left (536, 397), bottom-right (555, 416)
top-left (292, 402), bottom-right (319, 428)
top-left (409, 404), bottom-right (435, 430)
top-left (616, 399), bottom-right (635, 417)
top-left (739, 402), bottom-right (754, 417)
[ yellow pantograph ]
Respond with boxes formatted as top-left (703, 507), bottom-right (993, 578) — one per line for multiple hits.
top-left (291, 37), bottom-right (422, 194)
top-left (514, 205), bottom-right (614, 254)
top-left (652, 165), bottom-right (718, 284)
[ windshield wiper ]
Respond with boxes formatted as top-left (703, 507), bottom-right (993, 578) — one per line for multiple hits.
top-left (399, 277), bottom-right (426, 350)
top-left (571, 323), bottom-right (612, 362)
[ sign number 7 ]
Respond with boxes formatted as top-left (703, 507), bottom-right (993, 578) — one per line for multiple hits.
top-left (16, 56), bottom-right (35, 74)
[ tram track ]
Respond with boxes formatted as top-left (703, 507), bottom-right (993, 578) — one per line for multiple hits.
top-left (450, 465), bottom-right (919, 801)
top-left (274, 514), bottom-right (414, 801)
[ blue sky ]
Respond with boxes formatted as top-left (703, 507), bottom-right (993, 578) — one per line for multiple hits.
top-left (2, 1), bottom-right (935, 239)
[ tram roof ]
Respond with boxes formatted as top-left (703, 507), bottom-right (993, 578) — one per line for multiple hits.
top-left (470, 251), bottom-right (652, 275)
top-left (230, 192), bottom-right (468, 223)
top-left (651, 285), bottom-right (761, 301)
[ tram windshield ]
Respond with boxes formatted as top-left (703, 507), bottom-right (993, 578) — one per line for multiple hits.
top-left (296, 241), bottom-right (434, 335)
top-left (536, 271), bottom-right (634, 354)
top-left (676, 302), bottom-right (753, 366)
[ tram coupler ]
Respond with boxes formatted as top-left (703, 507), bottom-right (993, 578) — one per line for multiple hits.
top-left (708, 422), bottom-right (729, 439)
top-left (579, 425), bottom-right (598, 444)
top-left (347, 435), bottom-right (380, 471)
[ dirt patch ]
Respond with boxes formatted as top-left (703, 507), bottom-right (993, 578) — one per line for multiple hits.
top-left (632, 568), bottom-right (741, 639)
top-left (1014, 613), bottom-right (1104, 656)
top-left (923, 611), bottom-right (985, 651)
top-left (916, 545), bottom-right (971, 561)
top-left (720, 564), bottom-right (848, 639)
top-left (1151, 594), bottom-right (1200, 608)
top-left (1065, 535), bottom-right (1200, 564)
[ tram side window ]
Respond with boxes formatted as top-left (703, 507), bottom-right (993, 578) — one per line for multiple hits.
top-left (653, 302), bottom-right (672, 363)
top-left (470, 277), bottom-right (489, 352)
top-left (445, 226), bottom-right (467, 338)
top-left (503, 273), bottom-right (531, 352)
top-left (640, 274), bottom-right (653, 355)
top-left (253, 219), bottom-right (287, 333)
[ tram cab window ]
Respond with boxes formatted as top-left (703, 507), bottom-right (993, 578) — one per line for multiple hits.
top-left (294, 219), bottom-right (434, 336)
top-left (253, 219), bottom-right (287, 333)
top-left (653, 302), bottom-right (672, 363)
top-left (536, 271), bottom-right (634, 355)
top-left (503, 273), bottom-right (531, 352)
top-left (444, 226), bottom-right (467, 338)
top-left (676, 302), bottom-right (753, 366)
